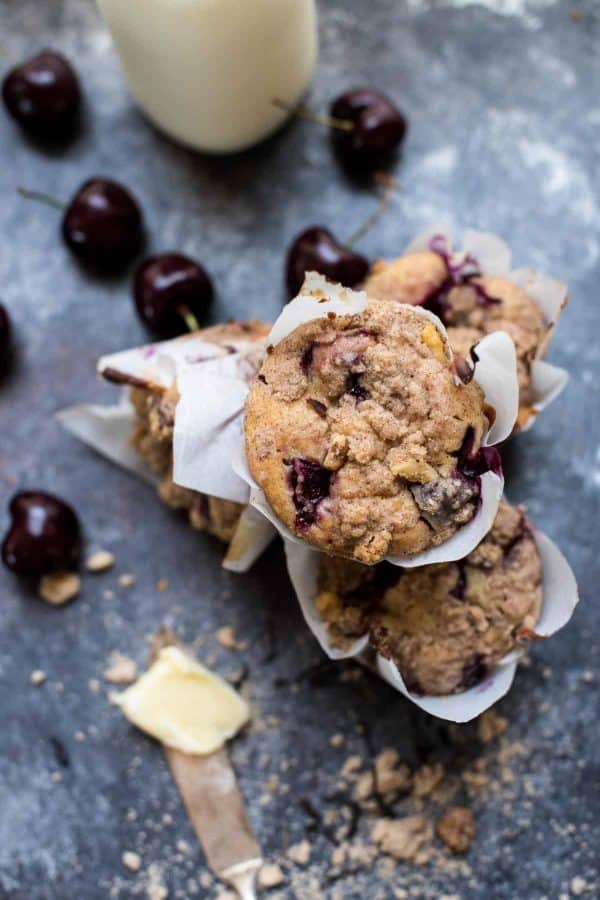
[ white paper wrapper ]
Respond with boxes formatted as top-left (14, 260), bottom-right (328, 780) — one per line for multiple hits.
top-left (405, 226), bottom-right (569, 428)
top-left (56, 397), bottom-right (156, 485)
top-left (284, 526), bottom-right (579, 723)
top-left (236, 275), bottom-right (518, 568)
top-left (60, 329), bottom-right (276, 573)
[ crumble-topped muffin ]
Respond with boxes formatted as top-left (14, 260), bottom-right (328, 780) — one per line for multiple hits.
top-left (245, 297), bottom-right (493, 564)
top-left (365, 248), bottom-right (546, 407)
top-left (101, 320), bottom-right (269, 543)
top-left (129, 385), bottom-right (244, 542)
top-left (316, 500), bottom-right (542, 695)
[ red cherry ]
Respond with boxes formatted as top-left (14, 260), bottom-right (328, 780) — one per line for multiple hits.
top-left (2, 491), bottom-right (81, 576)
top-left (134, 254), bottom-right (214, 337)
top-left (0, 304), bottom-right (12, 364)
top-left (2, 50), bottom-right (80, 139)
top-left (330, 88), bottom-right (407, 172)
top-left (62, 178), bottom-right (144, 272)
top-left (286, 227), bottom-right (369, 297)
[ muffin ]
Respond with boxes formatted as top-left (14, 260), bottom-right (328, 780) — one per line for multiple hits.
top-left (101, 320), bottom-right (269, 543)
top-left (365, 245), bottom-right (546, 409)
top-left (245, 293), bottom-right (494, 565)
top-left (315, 500), bottom-right (542, 696)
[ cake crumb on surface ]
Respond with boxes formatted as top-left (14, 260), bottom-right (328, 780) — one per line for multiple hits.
top-left (287, 839), bottom-right (311, 865)
top-left (118, 573), bottom-right (136, 588)
top-left (122, 851), bottom-right (141, 872)
top-left (30, 669), bottom-right (46, 686)
top-left (156, 578), bottom-right (169, 592)
top-left (146, 863), bottom-right (168, 899)
top-left (477, 709), bottom-right (508, 743)
top-left (330, 733), bottom-right (344, 748)
top-left (85, 550), bottom-right (115, 572)
top-left (258, 863), bottom-right (285, 888)
top-left (216, 625), bottom-right (246, 651)
top-left (104, 652), bottom-right (137, 685)
top-left (413, 762), bottom-right (445, 798)
top-left (570, 876), bottom-right (588, 895)
top-left (371, 815), bottom-right (433, 861)
top-left (39, 571), bottom-right (80, 605)
top-left (436, 806), bottom-right (476, 854)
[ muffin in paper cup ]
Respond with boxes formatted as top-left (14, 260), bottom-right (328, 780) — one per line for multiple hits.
top-left (57, 322), bottom-right (275, 573)
top-left (366, 226), bottom-right (568, 432)
top-left (284, 501), bottom-right (579, 723)
top-left (236, 272), bottom-right (519, 567)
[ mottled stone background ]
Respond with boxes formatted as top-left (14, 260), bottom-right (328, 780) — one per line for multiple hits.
top-left (0, 1), bottom-right (598, 898)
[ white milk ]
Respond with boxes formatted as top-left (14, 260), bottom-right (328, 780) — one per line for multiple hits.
top-left (97, 0), bottom-right (318, 154)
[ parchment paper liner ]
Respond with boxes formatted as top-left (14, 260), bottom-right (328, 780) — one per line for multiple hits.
top-left (58, 327), bottom-right (276, 573)
top-left (405, 226), bottom-right (569, 431)
top-left (234, 272), bottom-right (518, 568)
top-left (284, 527), bottom-right (579, 723)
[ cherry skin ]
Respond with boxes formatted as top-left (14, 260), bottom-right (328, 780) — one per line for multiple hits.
top-left (134, 254), bottom-right (214, 337)
top-left (0, 303), bottom-right (11, 363)
top-left (2, 491), bottom-right (81, 576)
top-left (62, 178), bottom-right (143, 272)
top-left (2, 50), bottom-right (81, 139)
top-left (330, 88), bottom-right (407, 172)
top-left (286, 227), bottom-right (369, 297)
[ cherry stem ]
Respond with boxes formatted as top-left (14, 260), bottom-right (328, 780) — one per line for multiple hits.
top-left (272, 98), bottom-right (354, 133)
top-left (344, 173), bottom-right (399, 248)
top-left (178, 305), bottom-right (200, 333)
top-left (17, 187), bottom-right (66, 211)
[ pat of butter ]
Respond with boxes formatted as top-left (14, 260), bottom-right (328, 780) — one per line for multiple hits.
top-left (115, 646), bottom-right (249, 755)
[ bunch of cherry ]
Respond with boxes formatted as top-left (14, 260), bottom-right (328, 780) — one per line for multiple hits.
top-left (1, 49), bottom-right (407, 582)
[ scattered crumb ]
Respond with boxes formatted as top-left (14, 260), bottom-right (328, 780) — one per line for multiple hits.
top-left (258, 863), bottom-right (285, 889)
top-left (30, 669), bottom-right (46, 686)
top-left (175, 840), bottom-right (190, 854)
top-left (85, 550), bottom-right (115, 573)
top-left (39, 571), bottom-right (80, 605)
top-left (51, 771), bottom-right (62, 783)
top-left (570, 7), bottom-right (583, 21)
top-left (341, 755), bottom-right (363, 778)
top-left (582, 670), bottom-right (594, 684)
top-left (287, 839), bottom-right (311, 865)
top-left (103, 589), bottom-right (115, 600)
top-left (146, 863), bottom-right (168, 899)
top-left (372, 815), bottom-right (433, 862)
top-left (122, 851), bottom-right (142, 872)
top-left (74, 731), bottom-right (85, 742)
top-left (413, 763), bottom-right (445, 798)
top-left (330, 733), bottom-right (344, 748)
top-left (88, 678), bottom-right (101, 694)
top-left (477, 709), bottom-right (508, 743)
top-left (571, 877), bottom-right (588, 895)
top-left (104, 652), bottom-right (137, 685)
top-left (436, 806), bottom-right (476, 854)
top-left (375, 748), bottom-right (412, 795)
top-left (119, 573), bottom-right (136, 588)
top-left (156, 578), bottom-right (169, 592)
top-left (216, 626), bottom-right (246, 651)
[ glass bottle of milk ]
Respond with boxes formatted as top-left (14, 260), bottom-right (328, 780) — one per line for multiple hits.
top-left (97, 0), bottom-right (318, 154)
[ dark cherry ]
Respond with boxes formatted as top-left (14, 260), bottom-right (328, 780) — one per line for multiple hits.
top-left (2, 50), bottom-right (80, 138)
top-left (330, 88), bottom-right (407, 172)
top-left (289, 458), bottom-right (333, 530)
top-left (62, 178), bottom-right (143, 272)
top-left (2, 491), bottom-right (81, 576)
top-left (286, 226), bottom-right (369, 297)
top-left (0, 303), bottom-right (11, 363)
top-left (455, 426), bottom-right (503, 479)
top-left (134, 253), bottom-right (214, 337)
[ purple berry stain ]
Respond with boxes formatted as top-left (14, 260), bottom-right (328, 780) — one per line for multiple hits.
top-left (420, 235), bottom-right (501, 324)
top-left (345, 372), bottom-right (368, 401)
top-left (460, 654), bottom-right (489, 690)
top-left (289, 458), bottom-right (333, 529)
top-left (455, 426), bottom-right (503, 480)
